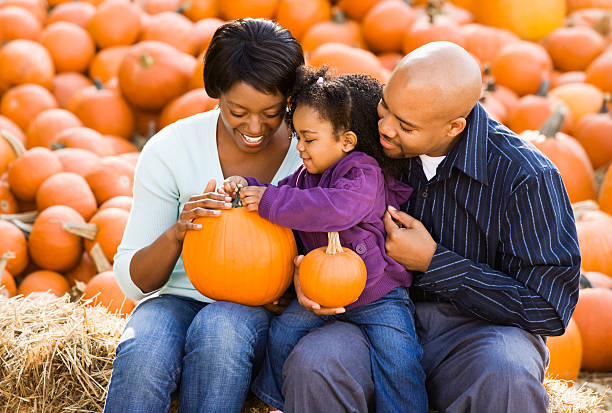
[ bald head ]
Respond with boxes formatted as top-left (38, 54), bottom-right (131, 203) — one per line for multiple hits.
top-left (390, 42), bottom-right (482, 121)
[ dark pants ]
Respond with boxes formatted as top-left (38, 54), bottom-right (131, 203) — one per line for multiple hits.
top-left (282, 302), bottom-right (549, 413)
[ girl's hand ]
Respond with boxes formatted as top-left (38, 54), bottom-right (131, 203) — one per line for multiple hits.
top-left (241, 186), bottom-right (267, 212)
top-left (293, 255), bottom-right (346, 316)
top-left (219, 176), bottom-right (248, 198)
top-left (171, 178), bottom-right (232, 242)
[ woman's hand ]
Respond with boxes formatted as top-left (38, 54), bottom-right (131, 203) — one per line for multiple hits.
top-left (219, 176), bottom-right (248, 198)
top-left (170, 178), bottom-right (233, 242)
top-left (293, 255), bottom-right (346, 315)
top-left (241, 186), bottom-right (267, 212)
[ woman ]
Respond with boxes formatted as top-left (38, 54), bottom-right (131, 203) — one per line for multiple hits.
top-left (104, 18), bottom-right (304, 413)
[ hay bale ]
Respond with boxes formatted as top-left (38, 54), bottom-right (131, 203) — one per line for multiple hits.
top-left (0, 295), bottom-right (607, 413)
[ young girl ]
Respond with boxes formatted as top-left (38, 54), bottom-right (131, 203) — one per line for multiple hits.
top-left (222, 67), bottom-right (427, 413)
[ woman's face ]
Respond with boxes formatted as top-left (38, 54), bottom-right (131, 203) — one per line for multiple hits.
top-left (217, 81), bottom-right (286, 153)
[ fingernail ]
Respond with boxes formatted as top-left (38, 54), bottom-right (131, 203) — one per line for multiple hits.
top-left (224, 202), bottom-right (232, 208)
top-left (388, 205), bottom-right (396, 211)
top-left (194, 224), bottom-right (202, 229)
top-left (212, 210), bottom-right (221, 215)
top-left (311, 305), bottom-right (320, 310)
top-left (336, 308), bottom-right (345, 314)
top-left (225, 196), bottom-right (232, 202)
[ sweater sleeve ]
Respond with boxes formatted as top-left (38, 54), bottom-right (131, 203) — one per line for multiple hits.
top-left (257, 165), bottom-right (381, 232)
top-left (113, 128), bottom-right (182, 302)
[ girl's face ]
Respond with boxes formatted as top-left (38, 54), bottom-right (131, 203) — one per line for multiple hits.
top-left (293, 105), bottom-right (356, 174)
top-left (218, 81), bottom-right (286, 153)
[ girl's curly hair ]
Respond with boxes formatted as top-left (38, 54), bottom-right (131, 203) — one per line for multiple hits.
top-left (287, 66), bottom-right (407, 178)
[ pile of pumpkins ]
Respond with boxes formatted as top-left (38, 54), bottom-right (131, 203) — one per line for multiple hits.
top-left (1, 0), bottom-right (612, 375)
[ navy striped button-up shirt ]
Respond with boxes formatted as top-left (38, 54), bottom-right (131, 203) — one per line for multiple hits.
top-left (402, 103), bottom-right (581, 336)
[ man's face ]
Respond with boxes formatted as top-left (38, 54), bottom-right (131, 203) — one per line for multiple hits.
top-left (377, 76), bottom-right (457, 159)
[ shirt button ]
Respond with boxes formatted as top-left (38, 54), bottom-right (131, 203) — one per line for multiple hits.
top-left (422, 190), bottom-right (428, 198)
top-left (355, 243), bottom-right (367, 255)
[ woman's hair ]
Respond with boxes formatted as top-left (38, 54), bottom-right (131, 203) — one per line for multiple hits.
top-left (287, 66), bottom-right (406, 177)
top-left (203, 18), bottom-right (304, 99)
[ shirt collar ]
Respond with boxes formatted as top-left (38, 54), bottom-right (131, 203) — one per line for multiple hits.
top-left (437, 102), bottom-right (490, 185)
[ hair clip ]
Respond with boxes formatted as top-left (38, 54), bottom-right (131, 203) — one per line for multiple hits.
top-left (316, 76), bottom-right (324, 84)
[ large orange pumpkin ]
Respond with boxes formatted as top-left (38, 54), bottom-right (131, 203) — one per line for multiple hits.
top-left (39, 21), bottom-right (96, 73)
top-left (82, 270), bottom-right (135, 316)
top-left (572, 287), bottom-right (612, 371)
top-left (585, 50), bottom-right (612, 94)
top-left (460, 24), bottom-right (519, 66)
top-left (545, 317), bottom-right (582, 382)
top-left (543, 26), bottom-right (605, 72)
top-left (182, 195), bottom-right (297, 306)
top-left (299, 232), bottom-right (367, 308)
top-left (0, 5), bottom-right (42, 43)
top-left (140, 11), bottom-right (197, 55)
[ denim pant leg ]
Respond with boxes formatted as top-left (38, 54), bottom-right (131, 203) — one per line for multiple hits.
top-left (251, 299), bottom-right (325, 410)
top-left (180, 301), bottom-right (273, 413)
top-left (344, 288), bottom-right (427, 413)
top-left (103, 295), bottom-right (204, 413)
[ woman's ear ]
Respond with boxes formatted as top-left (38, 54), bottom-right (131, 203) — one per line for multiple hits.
top-left (341, 131), bottom-right (358, 152)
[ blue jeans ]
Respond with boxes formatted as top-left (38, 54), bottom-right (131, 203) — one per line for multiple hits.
top-left (103, 295), bottom-right (272, 413)
top-left (251, 287), bottom-right (427, 413)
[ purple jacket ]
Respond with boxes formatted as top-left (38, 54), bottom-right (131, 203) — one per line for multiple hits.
top-left (246, 151), bottom-right (414, 310)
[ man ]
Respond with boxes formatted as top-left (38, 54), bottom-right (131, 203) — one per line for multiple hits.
top-left (282, 41), bottom-right (581, 412)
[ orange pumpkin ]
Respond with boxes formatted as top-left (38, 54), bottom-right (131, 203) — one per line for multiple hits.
top-left (84, 156), bottom-right (135, 204)
top-left (402, 12), bottom-right (464, 55)
top-left (520, 107), bottom-right (596, 203)
top-left (7, 147), bottom-right (63, 202)
top-left (46, 1), bottom-right (96, 28)
top-left (377, 52), bottom-right (402, 72)
top-left (28, 205), bottom-right (86, 272)
top-left (460, 23), bottom-right (519, 66)
top-left (53, 147), bottom-right (100, 177)
top-left (99, 195), bottom-right (132, 212)
top-left (474, 0), bottom-right (565, 41)
top-left (218, 0), bottom-right (279, 20)
top-left (26, 108), bottom-right (83, 149)
top-left (181, 0), bottom-right (218, 22)
top-left (335, 0), bottom-right (383, 21)
top-left (491, 41), bottom-right (553, 96)
top-left (192, 18), bottom-right (225, 55)
top-left (65, 251), bottom-right (97, 286)
top-left (362, 1), bottom-right (416, 54)
top-left (585, 49), bottom-right (612, 94)
top-left (52, 126), bottom-right (114, 156)
top-left (301, 9), bottom-right (365, 53)
top-left (36, 172), bottom-right (98, 220)
top-left (132, 106), bottom-right (160, 138)
top-left (86, 0), bottom-right (142, 48)
top-left (182, 194), bottom-right (297, 306)
top-left (567, 0), bottom-right (612, 11)
top-left (103, 135), bottom-right (139, 155)
top-left (299, 231), bottom-right (366, 308)
top-left (0, 5), bottom-right (42, 43)
top-left (140, 11), bottom-right (197, 55)
top-left (575, 209), bottom-right (612, 275)
top-left (159, 88), bottom-right (218, 129)
top-left (0, 0), bottom-right (46, 24)
top-left (550, 71), bottom-right (587, 89)
top-left (88, 46), bottom-right (131, 84)
top-left (0, 220), bottom-right (28, 276)
top-left (0, 252), bottom-right (17, 298)
top-left (0, 128), bottom-right (25, 175)
top-left (545, 317), bottom-right (582, 382)
top-left (0, 181), bottom-right (18, 214)
top-left (308, 42), bottom-right (386, 83)
top-left (572, 287), bottom-right (612, 371)
top-left (0, 39), bottom-right (55, 88)
top-left (549, 82), bottom-right (604, 124)
top-left (68, 79), bottom-right (135, 139)
top-left (51, 72), bottom-right (94, 109)
top-left (82, 207), bottom-right (129, 262)
top-left (118, 41), bottom-right (194, 111)
top-left (82, 270), bottom-right (135, 316)
top-left (39, 21), bottom-right (96, 73)
top-left (1, 83), bottom-right (58, 132)
top-left (0, 115), bottom-right (25, 144)
top-left (574, 94), bottom-right (612, 169)
top-left (17, 269), bottom-right (70, 297)
top-left (276, 0), bottom-right (331, 41)
top-left (543, 26), bottom-right (605, 72)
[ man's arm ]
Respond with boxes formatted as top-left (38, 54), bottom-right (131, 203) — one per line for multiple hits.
top-left (385, 169), bottom-right (581, 336)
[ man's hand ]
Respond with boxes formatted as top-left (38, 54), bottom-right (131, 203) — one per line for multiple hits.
top-left (264, 288), bottom-right (296, 315)
top-left (293, 255), bottom-right (346, 315)
top-left (241, 186), bottom-right (267, 212)
top-left (383, 206), bottom-right (437, 272)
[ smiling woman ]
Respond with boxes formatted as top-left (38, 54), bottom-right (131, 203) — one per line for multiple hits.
top-left (104, 18), bottom-right (304, 413)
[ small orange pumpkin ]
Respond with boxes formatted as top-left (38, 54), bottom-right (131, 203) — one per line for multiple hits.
top-left (491, 41), bottom-right (553, 96)
top-left (88, 46), bottom-right (131, 84)
top-left (0, 39), bottom-right (55, 89)
top-left (84, 156), bottom-right (135, 204)
top-left (1, 83), bottom-right (58, 132)
top-left (98, 195), bottom-right (132, 212)
top-left (36, 172), bottom-right (98, 220)
top-left (545, 317), bottom-right (582, 382)
top-left (301, 9), bottom-right (365, 53)
top-left (86, 0), bottom-right (142, 49)
top-left (7, 147), bottom-right (63, 202)
top-left (0, 252), bottom-right (17, 298)
top-left (82, 270), bottom-right (135, 316)
top-left (46, 1), bottom-right (96, 28)
top-left (0, 220), bottom-right (28, 276)
top-left (276, 0), bottom-right (331, 41)
top-left (140, 11), bottom-right (197, 55)
top-left (26, 108), bottom-right (82, 149)
top-left (53, 147), bottom-right (100, 177)
top-left (51, 71), bottom-right (94, 109)
top-left (159, 88), bottom-right (218, 129)
top-left (17, 269), bottom-right (70, 297)
top-left (299, 231), bottom-right (367, 308)
top-left (575, 208), bottom-right (612, 275)
top-left (572, 288), bottom-right (612, 371)
top-left (65, 251), bottom-right (97, 286)
top-left (39, 21), bottom-right (96, 73)
top-left (362, 1), bottom-right (416, 54)
top-left (574, 94), bottom-right (612, 169)
top-left (182, 192), bottom-right (297, 306)
top-left (0, 5), bottom-right (42, 43)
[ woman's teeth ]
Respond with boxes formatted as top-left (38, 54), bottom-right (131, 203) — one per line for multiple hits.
top-left (242, 133), bottom-right (263, 143)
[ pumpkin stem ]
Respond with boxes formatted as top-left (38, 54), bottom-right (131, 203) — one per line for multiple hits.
top-left (50, 142), bottom-right (67, 150)
top-left (0, 129), bottom-right (26, 159)
top-left (482, 64), bottom-right (491, 76)
top-left (331, 7), bottom-right (347, 24)
top-left (232, 188), bottom-right (243, 208)
top-left (539, 104), bottom-right (566, 139)
top-left (62, 222), bottom-right (99, 240)
top-left (89, 242), bottom-right (112, 273)
top-left (594, 13), bottom-right (611, 37)
top-left (485, 77), bottom-right (497, 93)
top-left (535, 78), bottom-right (550, 97)
top-left (93, 78), bottom-right (104, 91)
top-left (140, 52), bottom-right (155, 68)
top-left (0, 210), bottom-right (38, 223)
top-left (0, 251), bottom-right (15, 274)
top-left (600, 93), bottom-right (610, 115)
top-left (177, 0), bottom-right (190, 13)
top-left (572, 199), bottom-right (600, 222)
top-left (325, 232), bottom-right (344, 255)
top-left (426, 0), bottom-right (443, 23)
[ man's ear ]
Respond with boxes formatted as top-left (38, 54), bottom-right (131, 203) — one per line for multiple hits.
top-left (341, 131), bottom-right (358, 152)
top-left (447, 117), bottom-right (467, 138)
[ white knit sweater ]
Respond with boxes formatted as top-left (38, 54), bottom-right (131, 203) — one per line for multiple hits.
top-left (114, 109), bottom-right (302, 302)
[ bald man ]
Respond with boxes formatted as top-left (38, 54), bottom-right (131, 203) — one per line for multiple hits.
top-left (281, 42), bottom-right (581, 412)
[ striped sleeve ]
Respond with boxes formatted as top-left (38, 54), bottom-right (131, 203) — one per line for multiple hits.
top-left (415, 169), bottom-right (581, 336)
